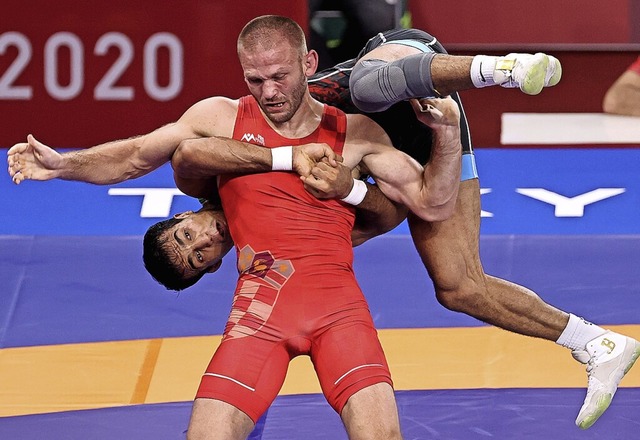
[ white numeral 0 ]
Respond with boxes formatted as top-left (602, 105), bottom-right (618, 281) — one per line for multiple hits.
top-left (144, 33), bottom-right (183, 102)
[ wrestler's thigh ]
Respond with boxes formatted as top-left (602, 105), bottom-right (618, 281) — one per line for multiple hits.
top-left (407, 178), bottom-right (482, 290)
top-left (341, 382), bottom-right (402, 439)
top-left (187, 398), bottom-right (254, 440)
top-left (196, 337), bottom-right (290, 423)
top-left (312, 320), bottom-right (392, 413)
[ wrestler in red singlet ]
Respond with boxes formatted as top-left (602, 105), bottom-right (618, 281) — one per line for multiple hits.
top-left (194, 96), bottom-right (393, 422)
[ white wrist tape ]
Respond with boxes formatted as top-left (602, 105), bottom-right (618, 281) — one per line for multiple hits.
top-left (271, 146), bottom-right (293, 171)
top-left (340, 179), bottom-right (368, 205)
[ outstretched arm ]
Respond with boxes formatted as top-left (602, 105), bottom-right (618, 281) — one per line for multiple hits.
top-left (8, 129), bottom-right (184, 185)
top-left (344, 97), bottom-right (462, 222)
top-left (7, 97), bottom-right (237, 185)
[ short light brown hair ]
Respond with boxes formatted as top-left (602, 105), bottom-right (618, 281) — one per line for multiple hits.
top-left (238, 15), bottom-right (307, 58)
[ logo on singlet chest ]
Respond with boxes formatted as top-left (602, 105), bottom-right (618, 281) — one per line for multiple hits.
top-left (240, 133), bottom-right (265, 146)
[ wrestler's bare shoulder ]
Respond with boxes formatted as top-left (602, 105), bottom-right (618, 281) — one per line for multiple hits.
top-left (179, 96), bottom-right (240, 137)
top-left (187, 96), bottom-right (240, 116)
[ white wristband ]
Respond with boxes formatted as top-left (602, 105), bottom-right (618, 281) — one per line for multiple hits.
top-left (340, 179), bottom-right (368, 205)
top-left (271, 146), bottom-right (293, 171)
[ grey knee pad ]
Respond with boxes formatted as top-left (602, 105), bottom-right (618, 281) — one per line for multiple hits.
top-left (349, 52), bottom-right (438, 113)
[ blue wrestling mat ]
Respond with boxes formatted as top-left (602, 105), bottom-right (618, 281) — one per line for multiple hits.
top-left (2, 389), bottom-right (640, 439)
top-left (1, 148), bottom-right (639, 439)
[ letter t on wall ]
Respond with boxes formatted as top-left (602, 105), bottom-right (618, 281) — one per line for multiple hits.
top-left (108, 188), bottom-right (185, 217)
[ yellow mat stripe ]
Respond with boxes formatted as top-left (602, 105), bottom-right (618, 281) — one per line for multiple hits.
top-left (1, 325), bottom-right (639, 417)
top-left (130, 338), bottom-right (163, 404)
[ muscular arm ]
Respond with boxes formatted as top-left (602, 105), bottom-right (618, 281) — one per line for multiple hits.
top-left (172, 137), bottom-right (276, 178)
top-left (170, 136), bottom-right (282, 201)
top-left (7, 97), bottom-right (237, 185)
top-left (171, 136), bottom-right (338, 200)
top-left (343, 98), bottom-right (461, 222)
top-left (412, 98), bottom-right (462, 217)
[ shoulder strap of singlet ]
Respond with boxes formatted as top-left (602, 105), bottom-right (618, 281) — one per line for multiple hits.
top-left (232, 96), bottom-right (260, 140)
top-left (316, 105), bottom-right (347, 156)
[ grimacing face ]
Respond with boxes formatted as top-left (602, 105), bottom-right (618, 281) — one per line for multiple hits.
top-left (239, 42), bottom-right (310, 124)
top-left (163, 209), bottom-right (234, 279)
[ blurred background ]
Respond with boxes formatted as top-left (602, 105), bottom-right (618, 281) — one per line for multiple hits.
top-left (1, 0), bottom-right (638, 148)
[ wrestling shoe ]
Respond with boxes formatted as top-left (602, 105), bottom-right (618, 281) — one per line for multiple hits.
top-left (494, 53), bottom-right (562, 95)
top-left (545, 55), bottom-right (562, 87)
top-left (573, 331), bottom-right (640, 429)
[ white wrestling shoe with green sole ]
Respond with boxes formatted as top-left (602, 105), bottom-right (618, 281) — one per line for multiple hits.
top-left (494, 53), bottom-right (562, 95)
top-left (572, 331), bottom-right (640, 429)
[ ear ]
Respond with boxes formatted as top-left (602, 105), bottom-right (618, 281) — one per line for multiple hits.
top-left (206, 259), bottom-right (223, 273)
top-left (173, 211), bottom-right (194, 219)
top-left (303, 50), bottom-right (319, 77)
